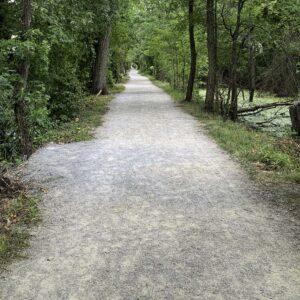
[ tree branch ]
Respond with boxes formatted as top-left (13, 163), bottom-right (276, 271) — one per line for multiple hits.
top-left (238, 101), bottom-right (292, 114)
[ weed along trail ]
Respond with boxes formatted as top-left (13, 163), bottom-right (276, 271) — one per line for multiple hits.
top-left (1, 70), bottom-right (299, 299)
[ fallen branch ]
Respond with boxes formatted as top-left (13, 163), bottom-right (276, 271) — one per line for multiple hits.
top-left (96, 89), bottom-right (103, 97)
top-left (240, 107), bottom-right (288, 130)
top-left (238, 101), bottom-right (292, 114)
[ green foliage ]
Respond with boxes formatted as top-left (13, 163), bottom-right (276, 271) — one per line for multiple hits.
top-left (0, 73), bottom-right (17, 159)
top-left (0, 33), bottom-right (50, 160)
top-left (134, 0), bottom-right (299, 134)
top-left (35, 84), bottom-right (125, 146)
top-left (131, 0), bottom-right (207, 89)
top-left (0, 0), bottom-right (131, 162)
top-left (1, 0), bottom-right (299, 174)
top-left (217, 0), bottom-right (300, 97)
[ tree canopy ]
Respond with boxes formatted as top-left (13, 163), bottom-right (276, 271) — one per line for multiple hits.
top-left (0, 0), bottom-right (299, 161)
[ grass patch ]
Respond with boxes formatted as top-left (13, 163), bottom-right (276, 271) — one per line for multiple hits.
top-left (0, 179), bottom-right (39, 269)
top-left (147, 75), bottom-right (300, 184)
top-left (34, 84), bottom-right (125, 146)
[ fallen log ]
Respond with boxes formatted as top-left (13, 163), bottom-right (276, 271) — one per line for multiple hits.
top-left (238, 101), bottom-right (292, 114)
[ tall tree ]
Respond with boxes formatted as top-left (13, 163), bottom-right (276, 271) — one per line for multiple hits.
top-left (185, 0), bottom-right (197, 102)
top-left (205, 0), bottom-right (217, 112)
top-left (13, 0), bottom-right (32, 157)
top-left (227, 0), bottom-right (246, 121)
top-left (0, 0), bottom-right (10, 39)
top-left (248, 29), bottom-right (256, 103)
top-left (90, 0), bottom-right (120, 95)
top-left (91, 25), bottom-right (112, 95)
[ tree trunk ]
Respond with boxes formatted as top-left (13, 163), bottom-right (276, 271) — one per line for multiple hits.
top-left (228, 39), bottom-right (238, 120)
top-left (228, 0), bottom-right (245, 121)
top-left (185, 0), bottom-right (197, 102)
top-left (172, 57), bottom-right (176, 88)
top-left (182, 53), bottom-right (186, 91)
top-left (289, 102), bottom-right (300, 135)
top-left (175, 48), bottom-right (179, 89)
top-left (91, 26), bottom-right (111, 95)
top-left (0, 1), bottom-right (9, 40)
top-left (13, 0), bottom-right (32, 158)
top-left (205, 0), bottom-right (217, 112)
top-left (248, 40), bottom-right (256, 103)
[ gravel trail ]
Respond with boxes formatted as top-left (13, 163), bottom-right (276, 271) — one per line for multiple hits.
top-left (0, 70), bottom-right (299, 299)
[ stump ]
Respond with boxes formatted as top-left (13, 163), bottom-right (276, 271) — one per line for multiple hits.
top-left (289, 101), bottom-right (300, 135)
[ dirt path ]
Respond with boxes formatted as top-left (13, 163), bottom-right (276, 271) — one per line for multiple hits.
top-left (1, 71), bottom-right (299, 299)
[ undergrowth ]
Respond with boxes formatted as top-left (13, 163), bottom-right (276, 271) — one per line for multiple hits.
top-left (34, 84), bottom-right (125, 146)
top-left (0, 178), bottom-right (39, 269)
top-left (147, 75), bottom-right (300, 184)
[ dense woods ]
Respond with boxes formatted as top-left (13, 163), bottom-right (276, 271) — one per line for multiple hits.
top-left (0, 0), bottom-right (132, 162)
top-left (0, 0), bottom-right (299, 164)
top-left (133, 0), bottom-right (300, 124)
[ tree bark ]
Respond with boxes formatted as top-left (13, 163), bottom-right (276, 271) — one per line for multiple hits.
top-left (228, 0), bottom-right (245, 121)
top-left (182, 53), bottom-right (186, 91)
top-left (248, 39), bottom-right (256, 103)
top-left (91, 26), bottom-right (111, 95)
top-left (175, 48), bottom-right (179, 88)
top-left (13, 0), bottom-right (32, 158)
top-left (185, 0), bottom-right (197, 102)
top-left (172, 56), bottom-right (176, 88)
top-left (228, 38), bottom-right (238, 120)
top-left (205, 0), bottom-right (217, 112)
top-left (0, 1), bottom-right (9, 39)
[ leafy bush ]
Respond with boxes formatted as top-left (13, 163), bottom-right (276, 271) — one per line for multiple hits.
top-left (0, 73), bottom-right (17, 160)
